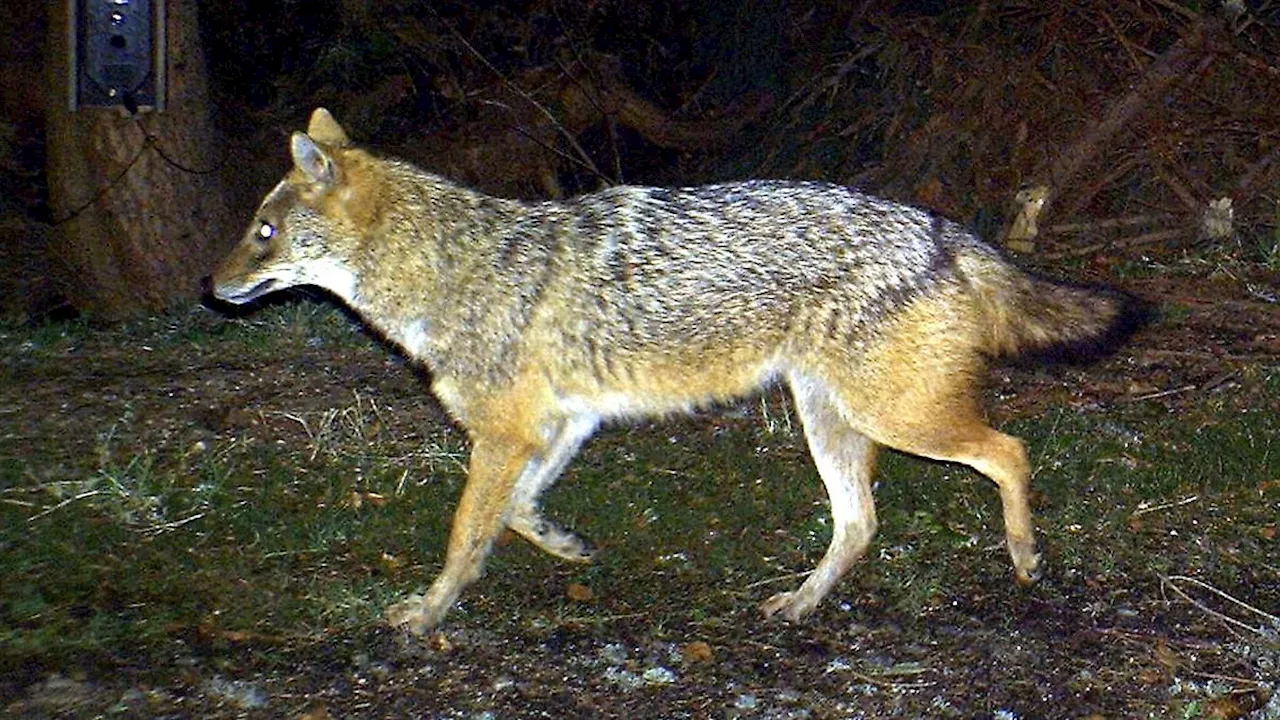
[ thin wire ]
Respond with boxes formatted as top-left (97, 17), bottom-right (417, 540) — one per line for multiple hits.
top-left (51, 98), bottom-right (228, 226)
top-left (50, 132), bottom-right (149, 227)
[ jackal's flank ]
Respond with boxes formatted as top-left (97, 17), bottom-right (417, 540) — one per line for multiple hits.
top-left (212, 108), bottom-right (1140, 634)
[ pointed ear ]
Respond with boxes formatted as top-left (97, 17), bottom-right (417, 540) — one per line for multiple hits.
top-left (291, 132), bottom-right (337, 186)
top-left (306, 108), bottom-right (350, 147)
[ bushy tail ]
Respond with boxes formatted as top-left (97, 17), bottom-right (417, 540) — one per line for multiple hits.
top-left (955, 249), bottom-right (1146, 362)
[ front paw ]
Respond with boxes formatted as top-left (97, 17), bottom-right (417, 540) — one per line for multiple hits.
top-left (1014, 551), bottom-right (1043, 586)
top-left (759, 590), bottom-right (817, 623)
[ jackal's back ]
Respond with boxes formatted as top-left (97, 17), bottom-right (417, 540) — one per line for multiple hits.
top-left (541, 181), bottom-right (961, 349)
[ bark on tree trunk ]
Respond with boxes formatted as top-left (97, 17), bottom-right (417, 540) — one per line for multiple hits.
top-left (45, 0), bottom-right (234, 320)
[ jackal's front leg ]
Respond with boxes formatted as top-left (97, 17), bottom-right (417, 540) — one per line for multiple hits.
top-left (387, 436), bottom-right (535, 635)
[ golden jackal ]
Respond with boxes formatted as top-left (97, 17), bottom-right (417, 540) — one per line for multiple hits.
top-left (212, 108), bottom-right (1140, 634)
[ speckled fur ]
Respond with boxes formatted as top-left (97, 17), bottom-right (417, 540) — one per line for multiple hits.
top-left (212, 108), bottom-right (1140, 634)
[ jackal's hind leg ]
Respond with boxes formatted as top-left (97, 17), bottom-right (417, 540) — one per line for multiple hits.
top-left (508, 414), bottom-right (599, 562)
top-left (859, 406), bottom-right (1040, 585)
top-left (957, 430), bottom-right (1040, 585)
top-left (762, 376), bottom-right (879, 622)
top-left (509, 513), bottom-right (597, 562)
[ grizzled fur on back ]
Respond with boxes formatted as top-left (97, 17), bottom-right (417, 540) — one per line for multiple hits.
top-left (331, 169), bottom-right (1134, 399)
top-left (247, 161), bottom-right (969, 391)
top-left (211, 108), bottom-right (1142, 634)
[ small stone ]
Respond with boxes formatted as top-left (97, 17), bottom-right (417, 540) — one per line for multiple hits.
top-left (642, 666), bottom-right (676, 685)
top-left (600, 643), bottom-right (628, 665)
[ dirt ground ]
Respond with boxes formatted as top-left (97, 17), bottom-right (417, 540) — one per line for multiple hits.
top-left (2, 268), bottom-right (1278, 719)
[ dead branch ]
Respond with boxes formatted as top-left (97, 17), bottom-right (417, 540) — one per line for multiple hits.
top-left (1159, 574), bottom-right (1280, 637)
top-left (1042, 20), bottom-right (1223, 215)
top-left (1043, 228), bottom-right (1186, 259)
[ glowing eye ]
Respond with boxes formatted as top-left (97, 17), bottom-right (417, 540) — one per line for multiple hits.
top-left (257, 222), bottom-right (275, 240)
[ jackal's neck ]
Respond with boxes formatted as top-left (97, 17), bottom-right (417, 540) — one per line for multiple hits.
top-left (341, 160), bottom-right (557, 382)
top-left (374, 160), bottom-right (540, 267)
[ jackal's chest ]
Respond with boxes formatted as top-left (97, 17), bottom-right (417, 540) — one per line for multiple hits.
top-left (389, 318), bottom-right (433, 359)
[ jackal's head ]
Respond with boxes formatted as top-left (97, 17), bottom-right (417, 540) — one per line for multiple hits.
top-left (212, 108), bottom-right (363, 305)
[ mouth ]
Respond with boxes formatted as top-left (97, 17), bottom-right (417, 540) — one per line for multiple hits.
top-left (215, 278), bottom-right (278, 304)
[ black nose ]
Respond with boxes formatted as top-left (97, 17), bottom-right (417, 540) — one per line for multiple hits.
top-left (199, 275), bottom-right (213, 294)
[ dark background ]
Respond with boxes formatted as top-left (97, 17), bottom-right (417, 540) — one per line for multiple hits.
top-left (2, 0), bottom-right (1279, 321)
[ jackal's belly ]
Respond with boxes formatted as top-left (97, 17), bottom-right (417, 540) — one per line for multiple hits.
top-left (551, 350), bottom-right (785, 420)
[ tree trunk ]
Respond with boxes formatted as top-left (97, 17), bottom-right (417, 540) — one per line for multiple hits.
top-left (45, 0), bottom-right (234, 320)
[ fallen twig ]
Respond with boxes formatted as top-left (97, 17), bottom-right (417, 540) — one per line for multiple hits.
top-left (1128, 384), bottom-right (1197, 402)
top-left (848, 666), bottom-right (936, 691)
top-left (1046, 214), bottom-right (1173, 234)
top-left (136, 511), bottom-right (208, 536)
top-left (27, 489), bottom-right (106, 522)
top-left (744, 571), bottom-right (811, 590)
top-left (1043, 228), bottom-right (1185, 259)
top-left (1131, 495), bottom-right (1200, 518)
top-left (1159, 574), bottom-right (1280, 637)
top-left (1042, 20), bottom-right (1219, 214)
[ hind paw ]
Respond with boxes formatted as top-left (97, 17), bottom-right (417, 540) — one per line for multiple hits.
top-left (510, 513), bottom-right (597, 563)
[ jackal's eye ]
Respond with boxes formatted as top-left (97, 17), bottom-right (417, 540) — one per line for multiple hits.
top-left (256, 221), bottom-right (275, 242)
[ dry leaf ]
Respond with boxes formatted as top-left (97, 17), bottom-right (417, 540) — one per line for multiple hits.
top-left (1153, 639), bottom-right (1180, 672)
top-left (430, 632), bottom-right (453, 653)
top-left (1206, 690), bottom-right (1268, 719)
top-left (1136, 666), bottom-right (1167, 685)
top-left (681, 640), bottom-right (714, 664)
top-left (566, 583), bottom-right (594, 602)
top-left (298, 704), bottom-right (331, 720)
top-left (348, 491), bottom-right (388, 510)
